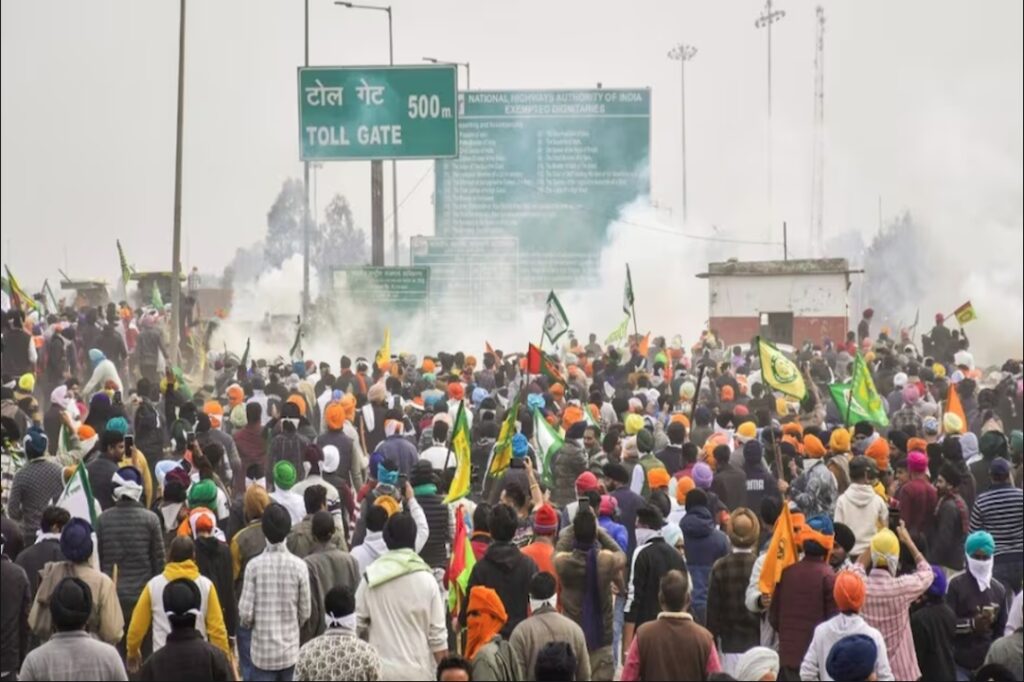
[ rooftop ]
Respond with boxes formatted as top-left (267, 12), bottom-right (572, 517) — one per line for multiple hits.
top-left (696, 258), bottom-right (858, 278)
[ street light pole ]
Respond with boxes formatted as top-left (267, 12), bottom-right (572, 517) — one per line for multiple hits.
top-left (170, 0), bottom-right (186, 364)
top-left (336, 2), bottom-right (397, 264)
top-left (667, 44), bottom-right (697, 224)
top-left (755, 0), bottom-right (785, 236)
top-left (423, 57), bottom-right (471, 90)
top-left (302, 0), bottom-right (311, 320)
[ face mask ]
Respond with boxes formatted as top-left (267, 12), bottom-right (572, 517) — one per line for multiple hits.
top-left (529, 596), bottom-right (557, 612)
top-left (966, 555), bottom-right (993, 592)
top-left (635, 527), bottom-right (660, 546)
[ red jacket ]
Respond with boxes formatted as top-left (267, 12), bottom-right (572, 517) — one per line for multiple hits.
top-left (897, 477), bottom-right (938, 536)
top-left (768, 557), bottom-right (837, 669)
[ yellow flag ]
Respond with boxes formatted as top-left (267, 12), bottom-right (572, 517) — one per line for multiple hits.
top-left (953, 301), bottom-right (977, 325)
top-left (759, 505), bottom-right (798, 595)
top-left (375, 327), bottom-right (390, 371)
top-left (758, 336), bottom-right (807, 400)
top-left (444, 401), bottom-right (472, 504)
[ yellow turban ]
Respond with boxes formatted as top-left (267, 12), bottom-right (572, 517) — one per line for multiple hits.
top-left (943, 412), bottom-right (964, 434)
top-left (829, 428), bottom-right (852, 453)
top-left (624, 413), bottom-right (645, 436)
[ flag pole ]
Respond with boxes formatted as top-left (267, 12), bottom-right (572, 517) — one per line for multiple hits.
top-left (844, 354), bottom-right (858, 426)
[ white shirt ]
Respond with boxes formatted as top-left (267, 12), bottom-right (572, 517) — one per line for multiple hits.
top-left (270, 489), bottom-right (307, 525)
top-left (419, 446), bottom-right (451, 471)
top-left (800, 613), bottom-right (894, 681)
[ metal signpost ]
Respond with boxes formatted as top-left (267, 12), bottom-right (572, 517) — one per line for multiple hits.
top-left (434, 89), bottom-right (650, 293)
top-left (298, 64), bottom-right (458, 161)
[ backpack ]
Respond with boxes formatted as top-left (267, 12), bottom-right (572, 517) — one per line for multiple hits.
top-left (45, 333), bottom-right (68, 380)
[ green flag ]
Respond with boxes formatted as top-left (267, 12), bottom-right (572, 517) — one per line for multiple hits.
top-left (151, 281), bottom-right (164, 309)
top-left (542, 291), bottom-right (569, 345)
top-left (757, 336), bottom-right (807, 400)
top-left (532, 406), bottom-right (564, 487)
top-left (828, 352), bottom-right (889, 426)
top-left (605, 315), bottom-right (630, 347)
top-left (488, 392), bottom-right (522, 478)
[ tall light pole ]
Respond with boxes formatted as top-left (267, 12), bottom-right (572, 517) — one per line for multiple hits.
top-left (667, 43), bottom-right (697, 224)
top-left (423, 57), bottom-right (471, 90)
top-left (755, 0), bottom-right (785, 235)
top-left (170, 0), bottom-right (186, 364)
top-left (336, 2), bottom-right (399, 265)
top-left (302, 0), bottom-right (311, 320)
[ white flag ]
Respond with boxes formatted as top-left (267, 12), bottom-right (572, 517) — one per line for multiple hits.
top-left (543, 291), bottom-right (569, 345)
top-left (57, 463), bottom-right (98, 526)
top-left (623, 264), bottom-right (635, 315)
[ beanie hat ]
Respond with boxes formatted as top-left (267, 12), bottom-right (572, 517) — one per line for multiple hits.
top-left (965, 530), bottom-right (995, 558)
top-left (684, 488), bottom-right (708, 512)
top-left (261, 503), bottom-right (292, 544)
top-left (602, 462), bottom-right (629, 485)
top-left (728, 508), bottom-right (760, 549)
top-left (273, 460), bottom-right (298, 490)
top-left (532, 504), bottom-right (559, 535)
top-left (804, 434), bottom-right (826, 458)
top-left (647, 468), bottom-right (670, 490)
top-left (23, 425), bottom-right (48, 458)
top-left (50, 576), bottom-right (93, 630)
top-left (907, 450), bottom-right (928, 473)
top-left (383, 511), bottom-right (417, 551)
top-left (889, 429), bottom-right (909, 454)
top-left (743, 440), bottom-right (764, 466)
top-left (187, 479), bottom-right (218, 508)
top-left (833, 570), bottom-right (866, 612)
top-left (60, 518), bottom-right (94, 563)
top-left (675, 476), bottom-right (695, 505)
top-left (833, 523), bottom-right (856, 554)
top-left (575, 471), bottom-right (599, 494)
top-left (692, 462), bottom-right (713, 490)
top-left (826, 634), bottom-right (877, 682)
top-left (829, 428), bottom-right (851, 453)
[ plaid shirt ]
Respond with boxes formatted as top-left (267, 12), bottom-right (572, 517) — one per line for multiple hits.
top-left (239, 541), bottom-right (312, 671)
top-left (851, 559), bottom-right (933, 681)
top-left (889, 407), bottom-right (923, 436)
top-left (705, 550), bottom-right (760, 652)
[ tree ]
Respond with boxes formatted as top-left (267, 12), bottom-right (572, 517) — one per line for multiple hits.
top-left (862, 211), bottom-right (927, 331)
top-left (314, 193), bottom-right (369, 270)
top-left (265, 178), bottom-right (307, 269)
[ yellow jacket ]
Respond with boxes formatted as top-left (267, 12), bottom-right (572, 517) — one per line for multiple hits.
top-left (127, 559), bottom-right (230, 660)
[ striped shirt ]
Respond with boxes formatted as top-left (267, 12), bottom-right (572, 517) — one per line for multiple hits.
top-left (851, 559), bottom-right (934, 681)
top-left (970, 483), bottom-right (1024, 556)
top-left (239, 541), bottom-right (311, 671)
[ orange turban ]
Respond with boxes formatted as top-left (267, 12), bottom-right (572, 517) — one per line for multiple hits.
top-left (422, 358), bottom-right (436, 373)
top-left (550, 383), bottom-right (565, 398)
top-left (676, 476), bottom-right (695, 505)
top-left (465, 586), bottom-right (508, 661)
top-left (782, 434), bottom-right (804, 455)
top-left (804, 434), bottom-right (826, 458)
top-left (339, 394), bottom-right (356, 422)
top-left (865, 438), bottom-right (891, 472)
top-left (286, 394), bottom-right (307, 417)
top-left (647, 468), bottom-right (671, 490)
top-left (324, 403), bottom-right (345, 431)
top-left (782, 422), bottom-right (804, 438)
top-left (465, 355), bottom-right (477, 369)
top-left (906, 437), bottom-right (927, 454)
top-left (562, 405), bottom-right (584, 430)
top-left (226, 384), bottom-right (244, 407)
top-left (670, 413), bottom-right (691, 429)
top-left (720, 385), bottom-right (735, 402)
top-left (448, 382), bottom-right (464, 401)
top-left (203, 400), bottom-right (224, 416)
top-left (834, 570), bottom-right (866, 612)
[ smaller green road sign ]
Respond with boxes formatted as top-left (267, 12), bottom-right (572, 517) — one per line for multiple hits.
top-left (299, 65), bottom-right (458, 161)
top-left (332, 266), bottom-right (430, 313)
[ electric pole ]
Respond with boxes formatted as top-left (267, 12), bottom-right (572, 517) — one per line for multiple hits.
top-left (755, 0), bottom-right (785, 237)
top-left (811, 6), bottom-right (826, 253)
top-left (668, 43), bottom-right (697, 224)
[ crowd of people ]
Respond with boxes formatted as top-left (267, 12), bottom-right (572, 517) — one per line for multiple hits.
top-left (1, 301), bottom-right (1022, 682)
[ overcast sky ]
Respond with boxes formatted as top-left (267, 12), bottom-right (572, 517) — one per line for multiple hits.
top-left (2, 0), bottom-right (1021, 294)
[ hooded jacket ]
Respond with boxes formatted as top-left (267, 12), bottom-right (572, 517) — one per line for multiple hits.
top-left (464, 542), bottom-right (539, 638)
top-left (680, 506), bottom-right (730, 612)
top-left (834, 482), bottom-right (889, 555)
top-left (95, 498), bottom-right (165, 606)
top-left (30, 561), bottom-right (124, 645)
top-left (550, 441), bottom-right (588, 507)
top-left (126, 559), bottom-right (230, 660)
top-left (790, 459), bottom-right (838, 518)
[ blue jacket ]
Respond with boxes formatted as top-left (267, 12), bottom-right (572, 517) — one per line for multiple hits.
top-left (679, 505), bottom-right (730, 610)
top-left (598, 516), bottom-right (628, 552)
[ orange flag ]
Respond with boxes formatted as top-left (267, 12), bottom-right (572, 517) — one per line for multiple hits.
top-left (485, 341), bottom-right (495, 356)
top-left (945, 383), bottom-right (967, 432)
top-left (638, 332), bottom-right (651, 359)
top-left (759, 504), bottom-right (799, 595)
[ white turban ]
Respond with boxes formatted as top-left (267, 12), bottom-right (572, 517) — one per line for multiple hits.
top-left (734, 646), bottom-right (779, 681)
top-left (322, 445), bottom-right (341, 474)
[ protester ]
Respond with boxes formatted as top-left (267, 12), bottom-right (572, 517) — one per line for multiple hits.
top-left (824, 634), bottom-right (878, 682)
top-left (834, 455), bottom-right (889, 557)
top-left (706, 507), bottom-right (761, 675)
top-left (18, 578), bottom-right (128, 681)
top-left (509, 572), bottom-right (590, 682)
top-left (15, 505), bottom-right (69, 596)
top-left (294, 585), bottom-right (381, 681)
top-left (970, 457), bottom-right (1024, 594)
top-left (465, 586), bottom-right (515, 681)
top-left (301, 511), bottom-right (360, 643)
top-left (138, 577), bottom-right (235, 682)
top-left (1, 531), bottom-right (30, 682)
top-left (7, 427), bottom-right (63, 539)
top-left (910, 565), bottom-right (958, 682)
top-left (680, 488), bottom-right (731, 625)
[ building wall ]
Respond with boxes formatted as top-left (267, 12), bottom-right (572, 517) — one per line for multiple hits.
top-left (708, 273), bottom-right (849, 318)
top-left (709, 315), bottom-right (848, 347)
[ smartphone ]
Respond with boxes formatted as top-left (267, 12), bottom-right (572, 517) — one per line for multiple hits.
top-left (113, 390), bottom-right (123, 405)
top-left (397, 474), bottom-right (408, 490)
top-left (185, 430), bottom-right (196, 446)
top-left (123, 435), bottom-right (134, 451)
top-left (981, 605), bottom-right (997, 619)
top-left (888, 507), bottom-right (901, 532)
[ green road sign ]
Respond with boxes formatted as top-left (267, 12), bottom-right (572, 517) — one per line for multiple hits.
top-left (332, 266), bottom-right (430, 312)
top-left (435, 89), bottom-right (650, 292)
top-left (411, 236), bottom-right (518, 327)
top-left (299, 65), bottom-right (458, 161)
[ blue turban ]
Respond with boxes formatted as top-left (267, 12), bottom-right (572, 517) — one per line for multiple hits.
top-left (472, 387), bottom-right (489, 406)
top-left (105, 416), bottom-right (130, 435)
top-left (88, 348), bottom-right (105, 367)
top-left (377, 463), bottom-right (399, 487)
top-left (23, 425), bottom-right (49, 458)
top-left (825, 634), bottom-right (877, 682)
top-left (806, 514), bottom-right (835, 536)
top-left (926, 564), bottom-right (948, 598)
top-left (965, 531), bottom-right (995, 558)
top-left (512, 433), bottom-right (529, 458)
top-left (527, 393), bottom-right (546, 412)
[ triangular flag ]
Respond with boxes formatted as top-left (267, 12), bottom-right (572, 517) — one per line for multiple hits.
top-left (485, 341), bottom-right (495, 356)
top-left (758, 504), bottom-right (798, 595)
top-left (945, 383), bottom-right (967, 433)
